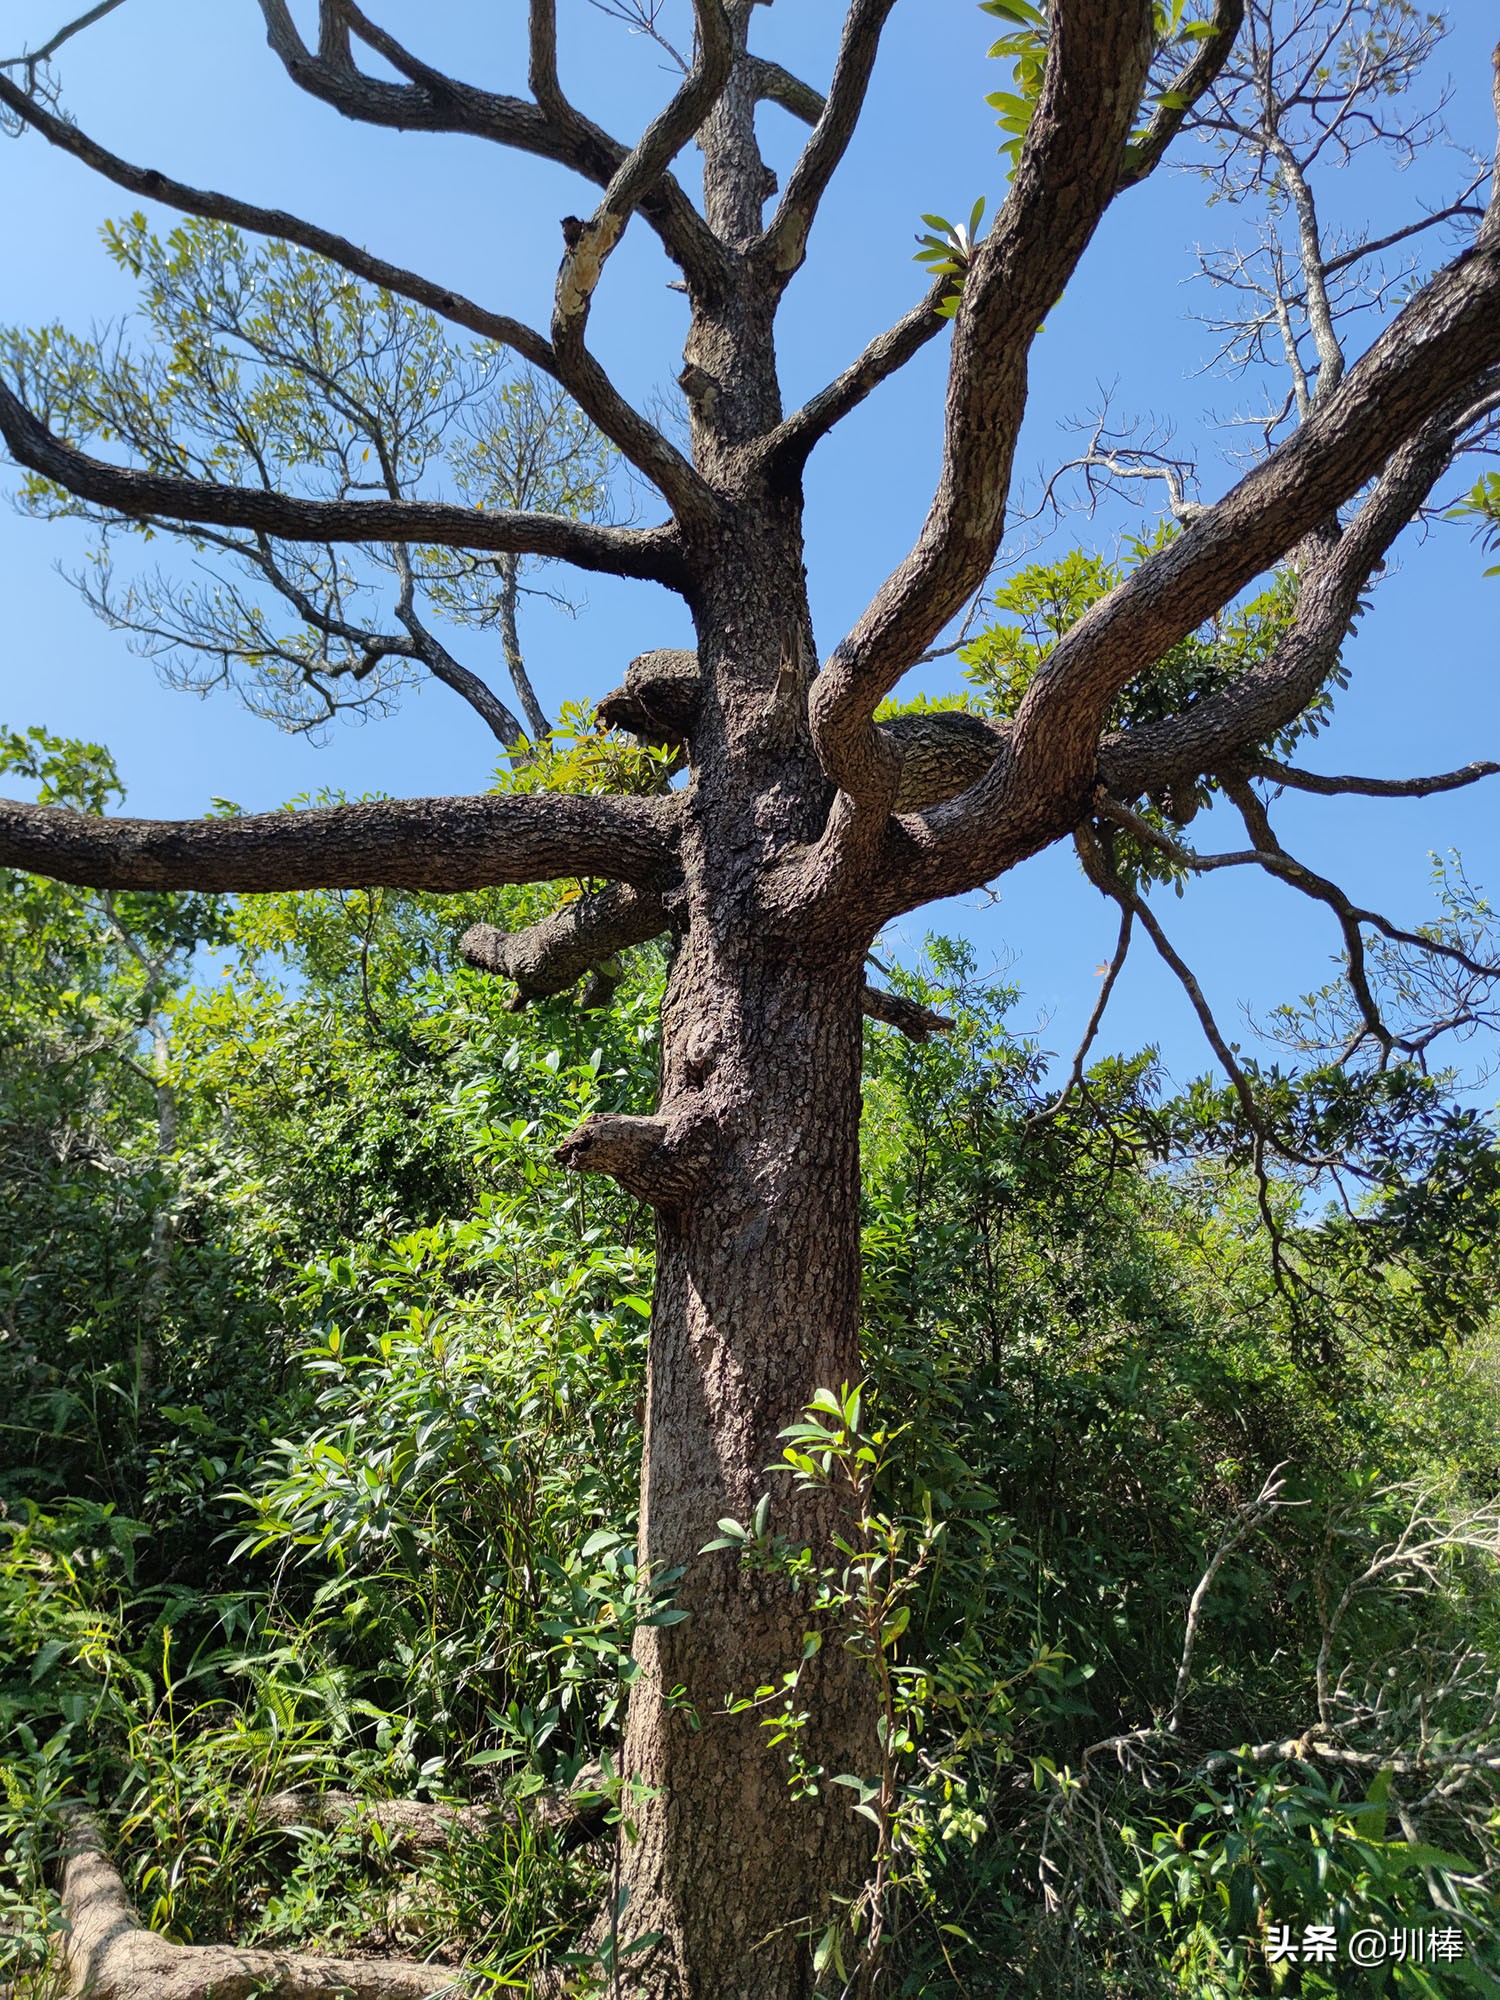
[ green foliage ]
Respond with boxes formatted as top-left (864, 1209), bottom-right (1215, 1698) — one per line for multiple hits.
top-left (3, 742), bottom-right (1499, 1994)
top-left (959, 536), bottom-right (1306, 750)
top-left (980, 0), bottom-right (1230, 175)
top-left (1449, 471), bottom-right (1500, 577)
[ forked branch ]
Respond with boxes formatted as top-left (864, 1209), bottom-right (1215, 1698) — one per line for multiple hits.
top-left (1004, 255), bottom-right (1500, 814)
top-left (882, 362), bottom-right (1500, 922)
top-left (256, 0), bottom-right (725, 294)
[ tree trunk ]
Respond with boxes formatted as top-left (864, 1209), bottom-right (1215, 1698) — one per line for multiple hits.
top-left (587, 487), bottom-right (884, 1992)
top-left (615, 938), bottom-right (877, 1995)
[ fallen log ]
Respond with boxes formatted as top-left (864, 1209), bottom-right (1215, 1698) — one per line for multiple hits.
top-left (55, 1810), bottom-right (467, 2000)
top-left (253, 1764), bottom-right (607, 1854)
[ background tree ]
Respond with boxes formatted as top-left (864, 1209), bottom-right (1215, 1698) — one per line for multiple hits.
top-left (2, 2), bottom-right (1500, 1993)
top-left (4, 215), bottom-right (618, 752)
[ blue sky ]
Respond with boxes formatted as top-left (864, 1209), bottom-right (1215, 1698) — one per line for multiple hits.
top-left (2, 1), bottom-right (1497, 1090)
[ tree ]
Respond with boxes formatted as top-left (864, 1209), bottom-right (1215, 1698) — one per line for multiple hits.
top-left (3, 214), bottom-right (618, 752)
top-left (1, 2), bottom-right (1499, 1992)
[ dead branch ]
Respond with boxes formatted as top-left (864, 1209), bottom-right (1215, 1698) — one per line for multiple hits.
top-left (859, 985), bottom-right (955, 1043)
top-left (1027, 903), bottom-right (1134, 1127)
top-left (255, 1765), bottom-right (607, 1852)
top-left (554, 1105), bottom-right (721, 1207)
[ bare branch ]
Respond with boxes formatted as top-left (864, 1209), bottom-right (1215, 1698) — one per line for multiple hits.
top-left (859, 984), bottom-right (955, 1043)
top-left (254, 0), bottom-right (727, 298)
top-left (1091, 782), bottom-right (1500, 1063)
top-left (758, 0), bottom-right (899, 286)
top-left (0, 790), bottom-right (682, 894)
top-left (809, 0), bottom-right (1157, 810)
top-left (1323, 171), bottom-right (1492, 278)
top-left (1170, 1462), bottom-right (1292, 1733)
top-left (0, 0), bottom-right (127, 77)
top-left (763, 279), bottom-right (952, 478)
top-left (747, 55), bottom-right (825, 128)
top-left (0, 378), bottom-right (687, 587)
top-left (546, 4), bottom-right (731, 526)
top-left (1027, 903), bottom-right (1134, 1127)
top-left (1249, 756), bottom-right (1500, 800)
top-left (1077, 822), bottom-right (1260, 1132)
top-left (585, 0), bottom-right (690, 74)
top-left (462, 882), bottom-right (669, 1003)
top-left (555, 1105), bottom-right (720, 1208)
top-left (0, 72), bottom-right (556, 370)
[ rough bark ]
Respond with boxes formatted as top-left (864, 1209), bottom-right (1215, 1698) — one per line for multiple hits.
top-left (0, 791), bottom-right (681, 893)
top-left (552, 515), bottom-right (881, 1992)
top-left (607, 948), bottom-right (877, 1996)
top-left (5, 7), bottom-right (1500, 1996)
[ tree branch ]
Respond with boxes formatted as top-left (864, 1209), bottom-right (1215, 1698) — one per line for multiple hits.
top-left (56, 1809), bottom-right (447, 2000)
top-left (1003, 252), bottom-right (1500, 812)
top-left (1117, 0), bottom-right (1246, 189)
top-left (881, 707), bottom-right (1009, 812)
top-left (881, 337), bottom-right (1500, 920)
top-left (758, 0), bottom-right (899, 285)
top-left (1091, 783), bottom-right (1500, 1056)
top-left (0, 0), bottom-right (127, 76)
top-left (554, 1106), bottom-right (720, 1208)
top-left (809, 0), bottom-right (1157, 810)
top-left (747, 55), bottom-right (825, 127)
top-left (0, 73), bottom-right (556, 371)
top-left (1073, 820), bottom-right (1314, 1291)
top-left (461, 882), bottom-right (668, 1003)
top-left (762, 278), bottom-right (953, 478)
top-left (859, 983), bottom-right (954, 1043)
top-left (1026, 902), bottom-right (1134, 1127)
top-left (0, 74), bottom-right (711, 516)
top-left (256, 0), bottom-right (727, 298)
top-left (547, 3), bottom-right (732, 527)
top-left (0, 790), bottom-right (682, 893)
top-left (1091, 386), bottom-right (1494, 804)
top-left (1247, 756), bottom-right (1500, 800)
top-left (766, 0), bottom-right (1242, 481)
top-left (0, 378), bottom-right (688, 587)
